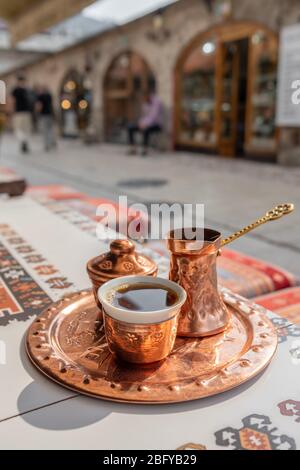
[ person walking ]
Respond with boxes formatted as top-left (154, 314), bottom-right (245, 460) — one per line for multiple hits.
top-left (36, 86), bottom-right (56, 151)
top-left (127, 90), bottom-right (163, 156)
top-left (11, 76), bottom-right (32, 153)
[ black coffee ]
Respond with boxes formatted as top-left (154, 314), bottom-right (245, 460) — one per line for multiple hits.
top-left (110, 283), bottom-right (178, 311)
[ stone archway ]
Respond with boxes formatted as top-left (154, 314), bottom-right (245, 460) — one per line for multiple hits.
top-left (103, 50), bottom-right (156, 143)
top-left (59, 69), bottom-right (91, 137)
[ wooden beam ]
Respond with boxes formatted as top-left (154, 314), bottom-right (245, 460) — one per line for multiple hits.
top-left (0, 0), bottom-right (41, 21)
top-left (6, 0), bottom-right (95, 45)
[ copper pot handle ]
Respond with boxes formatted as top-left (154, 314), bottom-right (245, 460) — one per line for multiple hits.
top-left (221, 203), bottom-right (295, 248)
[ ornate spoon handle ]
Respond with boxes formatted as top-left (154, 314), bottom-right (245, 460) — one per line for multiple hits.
top-left (221, 203), bottom-right (294, 247)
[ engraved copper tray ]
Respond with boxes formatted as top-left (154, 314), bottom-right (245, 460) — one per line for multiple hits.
top-left (26, 289), bottom-right (277, 404)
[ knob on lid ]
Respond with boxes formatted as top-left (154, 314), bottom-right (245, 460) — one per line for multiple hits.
top-left (87, 239), bottom-right (158, 283)
top-left (110, 239), bottom-right (135, 255)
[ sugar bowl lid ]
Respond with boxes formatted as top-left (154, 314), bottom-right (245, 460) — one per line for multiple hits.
top-left (87, 239), bottom-right (158, 283)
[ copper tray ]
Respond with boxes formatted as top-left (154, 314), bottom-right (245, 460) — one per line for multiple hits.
top-left (26, 290), bottom-right (277, 404)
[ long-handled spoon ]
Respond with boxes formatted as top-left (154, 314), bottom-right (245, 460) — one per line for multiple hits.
top-left (221, 203), bottom-right (294, 247)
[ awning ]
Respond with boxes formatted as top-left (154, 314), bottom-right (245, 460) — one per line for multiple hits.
top-left (0, 0), bottom-right (95, 44)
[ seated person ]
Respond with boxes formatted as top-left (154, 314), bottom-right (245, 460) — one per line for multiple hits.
top-left (127, 91), bottom-right (163, 156)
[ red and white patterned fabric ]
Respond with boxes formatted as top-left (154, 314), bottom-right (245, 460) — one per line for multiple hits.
top-left (255, 287), bottom-right (300, 325)
top-left (27, 184), bottom-right (299, 299)
top-left (219, 249), bottom-right (297, 298)
top-left (27, 184), bottom-right (83, 201)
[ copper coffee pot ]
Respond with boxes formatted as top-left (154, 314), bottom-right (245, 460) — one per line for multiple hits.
top-left (168, 203), bottom-right (294, 337)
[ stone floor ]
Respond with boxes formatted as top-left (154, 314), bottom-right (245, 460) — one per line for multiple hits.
top-left (1, 132), bottom-right (300, 276)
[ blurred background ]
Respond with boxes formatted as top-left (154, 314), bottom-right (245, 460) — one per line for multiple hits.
top-left (0, 0), bottom-right (295, 154)
top-left (0, 0), bottom-right (299, 275)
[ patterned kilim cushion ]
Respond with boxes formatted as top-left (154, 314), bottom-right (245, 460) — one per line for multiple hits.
top-left (254, 288), bottom-right (300, 325)
top-left (218, 249), bottom-right (298, 298)
top-left (27, 184), bottom-right (84, 200)
top-left (27, 185), bottom-right (147, 235)
top-left (27, 185), bottom-right (299, 299)
top-left (141, 241), bottom-right (298, 298)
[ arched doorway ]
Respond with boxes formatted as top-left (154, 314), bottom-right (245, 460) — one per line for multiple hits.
top-left (174, 22), bottom-right (278, 158)
top-left (60, 69), bottom-right (92, 137)
top-left (104, 51), bottom-right (156, 143)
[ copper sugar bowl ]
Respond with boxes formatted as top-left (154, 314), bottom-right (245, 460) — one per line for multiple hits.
top-left (167, 228), bottom-right (230, 337)
top-left (87, 239), bottom-right (158, 308)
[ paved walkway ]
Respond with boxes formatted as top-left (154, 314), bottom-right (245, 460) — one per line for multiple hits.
top-left (1, 133), bottom-right (300, 276)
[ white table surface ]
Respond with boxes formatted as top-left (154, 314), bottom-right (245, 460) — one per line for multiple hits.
top-left (0, 196), bottom-right (299, 450)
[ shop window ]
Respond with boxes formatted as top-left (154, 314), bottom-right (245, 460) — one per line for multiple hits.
top-left (179, 38), bottom-right (216, 147)
top-left (246, 32), bottom-right (278, 152)
top-left (175, 22), bottom-right (278, 158)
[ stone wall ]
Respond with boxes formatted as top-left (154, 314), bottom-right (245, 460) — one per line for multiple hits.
top-left (2, 0), bottom-right (300, 156)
